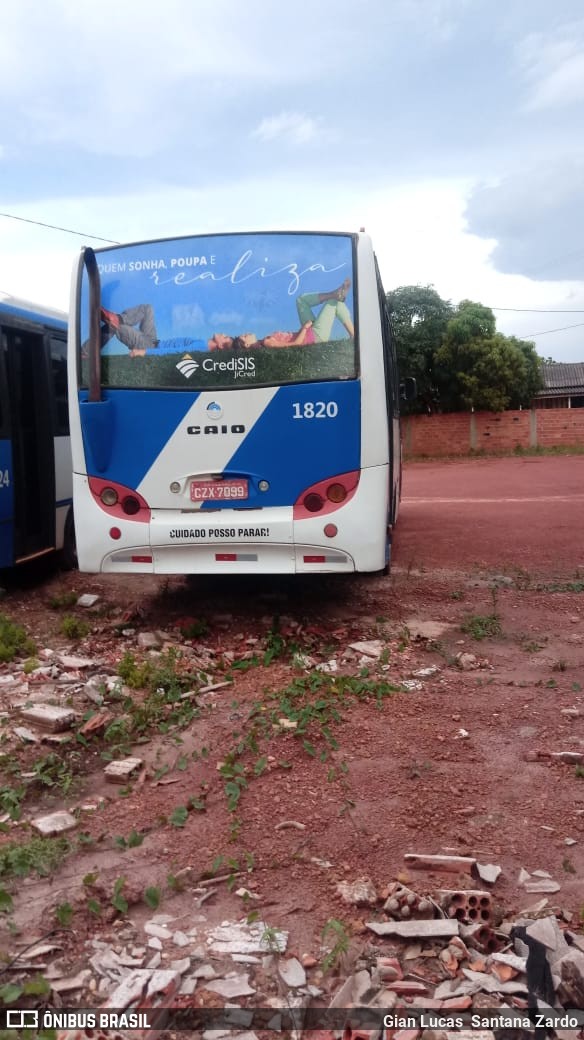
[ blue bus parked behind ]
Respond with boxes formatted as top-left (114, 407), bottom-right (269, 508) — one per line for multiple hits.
top-left (0, 294), bottom-right (74, 568)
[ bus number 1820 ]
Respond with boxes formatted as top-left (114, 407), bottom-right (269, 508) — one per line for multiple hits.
top-left (292, 401), bottom-right (338, 419)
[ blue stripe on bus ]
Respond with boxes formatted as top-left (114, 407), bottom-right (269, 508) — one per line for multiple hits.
top-left (79, 390), bottom-right (199, 488)
top-left (208, 381), bottom-right (361, 507)
top-left (56, 498), bottom-right (73, 508)
top-left (0, 301), bottom-right (67, 329)
top-left (80, 383), bottom-right (360, 507)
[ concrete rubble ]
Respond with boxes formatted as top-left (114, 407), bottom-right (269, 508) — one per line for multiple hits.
top-left (32, 809), bottom-right (78, 836)
top-left (404, 853), bottom-right (477, 873)
top-left (518, 866), bottom-right (562, 894)
top-left (337, 876), bottom-right (379, 906)
top-left (476, 863), bottom-right (502, 885)
top-left (104, 757), bottom-right (143, 783)
top-left (368, 919), bottom-right (461, 939)
top-left (348, 640), bottom-right (384, 658)
top-left (18, 703), bottom-right (77, 731)
top-left (0, 824), bottom-right (580, 1040)
top-left (277, 957), bottom-right (307, 989)
top-left (0, 590), bottom-right (582, 1040)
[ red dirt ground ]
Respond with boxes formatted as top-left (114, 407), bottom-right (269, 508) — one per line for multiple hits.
top-left (1, 455), bottom-right (583, 967)
top-left (396, 454), bottom-right (584, 575)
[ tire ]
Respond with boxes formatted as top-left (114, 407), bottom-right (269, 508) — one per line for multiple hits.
top-left (380, 528), bottom-right (392, 576)
top-left (60, 509), bottom-right (78, 571)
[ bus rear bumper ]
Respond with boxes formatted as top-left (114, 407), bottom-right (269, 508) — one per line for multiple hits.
top-left (101, 541), bottom-right (354, 574)
top-left (94, 506), bottom-right (355, 573)
top-left (77, 464), bottom-right (389, 573)
top-left (155, 542), bottom-right (353, 574)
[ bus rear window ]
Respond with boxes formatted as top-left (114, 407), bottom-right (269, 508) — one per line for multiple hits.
top-left (80, 232), bottom-right (357, 390)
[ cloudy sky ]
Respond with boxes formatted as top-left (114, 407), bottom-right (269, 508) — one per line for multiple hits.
top-left (1, 0), bottom-right (584, 360)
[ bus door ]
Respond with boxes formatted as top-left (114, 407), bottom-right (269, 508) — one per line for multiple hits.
top-left (3, 327), bottom-right (55, 562)
top-left (0, 333), bottom-right (13, 566)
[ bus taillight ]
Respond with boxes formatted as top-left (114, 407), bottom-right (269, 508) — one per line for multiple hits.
top-left (101, 487), bottom-right (118, 506)
top-left (294, 470), bottom-right (359, 520)
top-left (326, 483), bottom-right (346, 503)
top-left (303, 493), bottom-right (324, 513)
top-left (89, 477), bottom-right (151, 522)
top-left (122, 495), bottom-right (141, 516)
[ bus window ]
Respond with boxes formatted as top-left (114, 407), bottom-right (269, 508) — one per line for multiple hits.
top-left (0, 298), bottom-right (71, 568)
top-left (50, 336), bottom-right (69, 436)
top-left (0, 333), bottom-right (6, 436)
top-left (79, 233), bottom-right (358, 392)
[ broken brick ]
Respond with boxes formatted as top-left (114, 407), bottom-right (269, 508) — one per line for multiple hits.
top-left (441, 995), bottom-right (473, 1010)
top-left (79, 710), bottom-right (114, 736)
top-left (104, 757), bottom-right (143, 783)
top-left (404, 853), bottom-right (477, 873)
top-left (32, 810), bottom-right (77, 836)
top-left (18, 704), bottom-right (76, 732)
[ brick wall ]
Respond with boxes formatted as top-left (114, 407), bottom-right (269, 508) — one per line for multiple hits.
top-left (536, 409), bottom-right (584, 448)
top-left (402, 409), bottom-right (584, 457)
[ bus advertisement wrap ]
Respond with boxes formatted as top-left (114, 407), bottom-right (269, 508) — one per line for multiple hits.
top-left (80, 233), bottom-right (357, 390)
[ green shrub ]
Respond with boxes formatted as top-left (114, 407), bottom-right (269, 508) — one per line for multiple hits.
top-left (0, 614), bottom-right (36, 662)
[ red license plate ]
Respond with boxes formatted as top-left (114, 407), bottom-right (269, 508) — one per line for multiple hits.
top-left (190, 479), bottom-right (248, 502)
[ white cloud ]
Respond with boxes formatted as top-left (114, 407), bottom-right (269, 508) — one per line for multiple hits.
top-left (394, 0), bottom-right (472, 42)
top-left (251, 112), bottom-right (322, 146)
top-left (1, 0), bottom-right (584, 371)
top-left (464, 159), bottom-right (584, 283)
top-left (519, 22), bottom-right (584, 111)
top-left (0, 1), bottom-right (342, 157)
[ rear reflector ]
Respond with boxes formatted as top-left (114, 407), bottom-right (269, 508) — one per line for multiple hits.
top-left (131, 555), bottom-right (152, 563)
top-left (303, 553), bottom-right (348, 564)
top-left (215, 553), bottom-right (259, 562)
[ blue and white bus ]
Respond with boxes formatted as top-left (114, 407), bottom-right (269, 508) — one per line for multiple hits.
top-left (69, 231), bottom-right (411, 575)
top-left (0, 294), bottom-right (75, 568)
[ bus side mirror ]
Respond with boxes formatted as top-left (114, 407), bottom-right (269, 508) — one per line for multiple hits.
top-left (400, 376), bottom-right (417, 402)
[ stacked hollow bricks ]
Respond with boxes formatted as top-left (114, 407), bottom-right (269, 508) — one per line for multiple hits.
top-left (438, 888), bottom-right (500, 953)
top-left (384, 884), bottom-right (500, 953)
top-left (384, 883), bottom-right (434, 920)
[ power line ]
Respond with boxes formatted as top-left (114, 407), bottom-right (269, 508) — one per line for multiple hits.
top-left (523, 321), bottom-right (584, 338)
top-left (0, 211), bottom-right (117, 244)
top-left (492, 306), bottom-right (584, 313)
top-left (1, 210), bottom-right (584, 335)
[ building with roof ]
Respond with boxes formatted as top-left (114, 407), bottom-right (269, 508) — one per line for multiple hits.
top-left (534, 362), bottom-right (584, 408)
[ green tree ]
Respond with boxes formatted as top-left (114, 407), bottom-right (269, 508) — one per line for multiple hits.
top-left (435, 301), bottom-right (542, 412)
top-left (388, 290), bottom-right (543, 413)
top-left (386, 285), bottom-right (453, 413)
top-left (510, 338), bottom-right (544, 406)
top-left (439, 299), bottom-right (496, 344)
